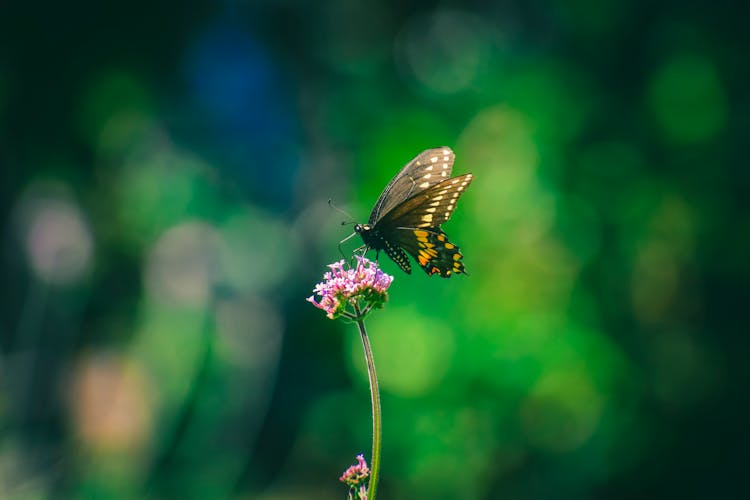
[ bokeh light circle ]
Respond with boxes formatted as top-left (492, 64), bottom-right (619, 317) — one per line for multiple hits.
top-left (16, 182), bottom-right (94, 286)
top-left (349, 306), bottom-right (456, 397)
top-left (395, 9), bottom-right (492, 94)
top-left (144, 220), bottom-right (222, 306)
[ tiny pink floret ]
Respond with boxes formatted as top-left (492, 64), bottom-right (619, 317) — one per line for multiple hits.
top-left (340, 453), bottom-right (371, 487)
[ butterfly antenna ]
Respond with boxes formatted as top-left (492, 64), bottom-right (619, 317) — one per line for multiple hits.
top-left (328, 199), bottom-right (355, 225)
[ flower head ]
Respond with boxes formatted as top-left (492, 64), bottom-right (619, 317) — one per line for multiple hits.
top-left (307, 256), bottom-right (393, 320)
top-left (340, 454), bottom-right (370, 499)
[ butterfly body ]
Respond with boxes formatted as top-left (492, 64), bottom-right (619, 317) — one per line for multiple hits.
top-left (354, 223), bottom-right (413, 273)
top-left (354, 147), bottom-right (472, 278)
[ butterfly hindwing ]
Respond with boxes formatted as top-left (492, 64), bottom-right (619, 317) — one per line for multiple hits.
top-left (390, 228), bottom-right (466, 277)
top-left (369, 147), bottom-right (455, 224)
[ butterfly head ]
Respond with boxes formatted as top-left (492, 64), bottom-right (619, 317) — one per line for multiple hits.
top-left (354, 223), bottom-right (380, 253)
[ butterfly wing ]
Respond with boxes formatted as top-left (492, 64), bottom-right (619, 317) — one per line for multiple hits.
top-left (393, 227), bottom-right (467, 277)
top-left (369, 147), bottom-right (455, 225)
top-left (381, 173), bottom-right (474, 228)
top-left (376, 173), bottom-right (473, 277)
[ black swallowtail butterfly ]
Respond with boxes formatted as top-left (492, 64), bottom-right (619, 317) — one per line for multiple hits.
top-left (354, 147), bottom-right (473, 277)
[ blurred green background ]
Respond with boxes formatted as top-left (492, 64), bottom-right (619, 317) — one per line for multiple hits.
top-left (1, 1), bottom-right (747, 499)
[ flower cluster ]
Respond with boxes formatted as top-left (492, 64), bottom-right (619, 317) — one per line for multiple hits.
top-left (307, 256), bottom-right (393, 320)
top-left (340, 454), bottom-right (370, 500)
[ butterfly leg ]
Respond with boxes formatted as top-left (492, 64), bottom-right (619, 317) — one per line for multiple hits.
top-left (355, 244), bottom-right (378, 260)
top-left (351, 244), bottom-right (367, 255)
top-left (338, 231), bottom-right (360, 259)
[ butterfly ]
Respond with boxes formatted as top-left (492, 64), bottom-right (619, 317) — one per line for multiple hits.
top-left (353, 147), bottom-right (473, 277)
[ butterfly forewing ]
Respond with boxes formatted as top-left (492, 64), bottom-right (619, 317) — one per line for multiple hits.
top-left (369, 147), bottom-right (455, 224)
top-left (379, 174), bottom-right (473, 229)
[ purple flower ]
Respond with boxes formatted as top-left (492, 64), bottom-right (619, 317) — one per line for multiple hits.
top-left (340, 454), bottom-right (370, 497)
top-left (307, 256), bottom-right (393, 320)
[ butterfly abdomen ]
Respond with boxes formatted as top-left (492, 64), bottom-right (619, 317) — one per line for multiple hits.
top-left (355, 224), bottom-right (412, 274)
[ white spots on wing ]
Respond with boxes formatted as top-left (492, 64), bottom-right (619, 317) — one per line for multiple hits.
top-left (425, 165), bottom-right (434, 171)
top-left (419, 181), bottom-right (430, 188)
top-left (441, 171), bottom-right (448, 177)
top-left (422, 213), bottom-right (433, 223)
top-left (445, 211), bottom-right (451, 218)
top-left (423, 173), bottom-right (432, 179)
top-left (429, 201), bottom-right (440, 207)
top-left (443, 149), bottom-right (450, 155)
top-left (432, 195), bottom-right (444, 201)
top-left (431, 156), bottom-right (439, 163)
top-left (426, 207), bottom-right (437, 213)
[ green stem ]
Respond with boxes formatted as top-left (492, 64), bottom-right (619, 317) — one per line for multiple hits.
top-left (354, 303), bottom-right (381, 500)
